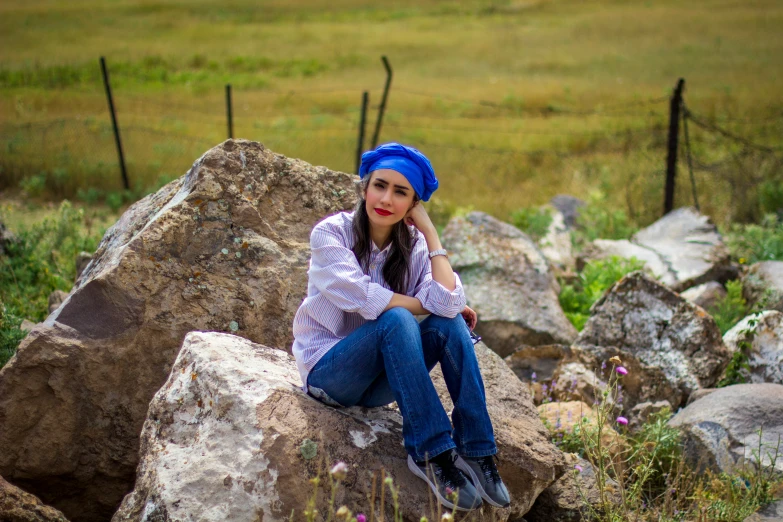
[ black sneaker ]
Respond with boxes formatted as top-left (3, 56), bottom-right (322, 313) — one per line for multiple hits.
top-left (456, 455), bottom-right (511, 508)
top-left (407, 450), bottom-right (483, 511)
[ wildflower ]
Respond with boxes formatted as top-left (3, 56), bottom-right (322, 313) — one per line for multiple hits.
top-left (567, 410), bottom-right (573, 421)
top-left (531, 372), bottom-right (537, 381)
top-left (616, 416), bottom-right (629, 426)
top-left (441, 513), bottom-right (454, 522)
top-left (357, 515), bottom-right (367, 522)
top-left (336, 506), bottom-right (352, 519)
top-left (601, 361), bottom-right (607, 370)
top-left (330, 462), bottom-right (349, 481)
top-left (555, 418), bottom-right (562, 430)
top-left (615, 366), bottom-right (628, 376)
top-left (609, 355), bottom-right (622, 365)
top-left (574, 464), bottom-right (583, 473)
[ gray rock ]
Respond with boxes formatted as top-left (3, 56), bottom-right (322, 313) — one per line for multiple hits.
top-left (744, 499), bottom-right (783, 521)
top-left (504, 344), bottom-right (571, 383)
top-left (575, 272), bottom-right (730, 410)
top-left (113, 332), bottom-right (563, 522)
top-left (0, 221), bottom-right (17, 256)
top-left (687, 388), bottom-right (718, 405)
top-left (443, 211), bottom-right (577, 357)
top-left (579, 207), bottom-right (733, 292)
top-left (538, 209), bottom-right (575, 272)
top-left (47, 290), bottom-right (68, 314)
top-left (628, 400), bottom-right (672, 432)
top-left (723, 311), bottom-right (783, 385)
top-left (680, 281), bottom-right (727, 311)
top-left (74, 252), bottom-right (93, 282)
top-left (668, 383), bottom-right (783, 475)
top-left (550, 195), bottom-right (585, 229)
top-left (743, 261), bottom-right (783, 312)
top-left (19, 319), bottom-right (38, 332)
top-left (0, 140), bottom-right (357, 522)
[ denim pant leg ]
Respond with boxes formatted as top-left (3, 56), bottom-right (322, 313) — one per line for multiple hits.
top-left (307, 307), bottom-right (456, 461)
top-left (419, 314), bottom-right (498, 458)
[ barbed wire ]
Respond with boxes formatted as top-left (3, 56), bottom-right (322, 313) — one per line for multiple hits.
top-left (685, 107), bottom-right (783, 155)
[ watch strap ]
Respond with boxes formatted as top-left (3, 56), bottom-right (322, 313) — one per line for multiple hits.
top-left (428, 248), bottom-right (448, 259)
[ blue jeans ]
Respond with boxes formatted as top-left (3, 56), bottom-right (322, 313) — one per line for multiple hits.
top-left (306, 307), bottom-right (497, 462)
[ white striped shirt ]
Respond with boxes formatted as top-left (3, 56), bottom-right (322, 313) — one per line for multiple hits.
top-left (292, 211), bottom-right (467, 388)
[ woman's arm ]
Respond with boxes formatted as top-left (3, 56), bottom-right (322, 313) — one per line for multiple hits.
top-left (384, 293), bottom-right (428, 315)
top-left (405, 204), bottom-right (456, 291)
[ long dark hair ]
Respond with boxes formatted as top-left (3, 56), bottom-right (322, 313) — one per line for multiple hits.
top-left (352, 176), bottom-right (418, 294)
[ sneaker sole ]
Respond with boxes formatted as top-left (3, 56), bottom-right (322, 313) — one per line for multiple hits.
top-left (406, 455), bottom-right (480, 512)
top-left (455, 456), bottom-right (510, 509)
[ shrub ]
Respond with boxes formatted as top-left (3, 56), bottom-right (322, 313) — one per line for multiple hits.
top-left (707, 280), bottom-right (749, 335)
top-left (0, 201), bottom-right (104, 368)
top-left (559, 256), bottom-right (647, 331)
top-left (509, 206), bottom-right (553, 242)
top-left (0, 304), bottom-right (26, 367)
top-left (573, 191), bottom-right (638, 246)
top-left (725, 214), bottom-right (783, 264)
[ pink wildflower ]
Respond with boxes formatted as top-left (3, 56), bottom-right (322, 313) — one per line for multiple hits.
top-left (616, 416), bottom-right (629, 426)
top-left (574, 464), bottom-right (583, 473)
top-left (330, 461), bottom-right (349, 480)
top-left (357, 515), bottom-right (367, 522)
top-left (616, 366), bottom-right (628, 376)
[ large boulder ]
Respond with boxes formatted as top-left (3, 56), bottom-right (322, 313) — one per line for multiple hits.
top-left (114, 332), bottom-right (563, 521)
top-left (579, 207), bottom-right (733, 292)
top-left (443, 212), bottom-right (577, 357)
top-left (668, 384), bottom-right (783, 475)
top-left (0, 475), bottom-right (69, 522)
top-left (574, 271), bottom-right (730, 410)
top-left (743, 261), bottom-right (783, 312)
top-left (0, 140), bottom-right (357, 522)
top-left (723, 311), bottom-right (783, 385)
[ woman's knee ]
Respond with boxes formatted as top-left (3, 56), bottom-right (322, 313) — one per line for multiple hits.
top-left (379, 306), bottom-right (419, 329)
top-left (426, 314), bottom-right (469, 337)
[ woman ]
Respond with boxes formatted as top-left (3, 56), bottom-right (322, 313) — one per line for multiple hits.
top-left (292, 142), bottom-right (510, 511)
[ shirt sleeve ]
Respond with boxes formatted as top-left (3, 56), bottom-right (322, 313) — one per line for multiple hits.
top-left (308, 222), bottom-right (394, 320)
top-left (411, 238), bottom-right (466, 318)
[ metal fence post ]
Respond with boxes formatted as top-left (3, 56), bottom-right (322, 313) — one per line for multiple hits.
top-left (664, 78), bottom-right (685, 215)
top-left (226, 84), bottom-right (234, 139)
top-left (100, 56), bottom-right (129, 190)
top-left (356, 91), bottom-right (369, 173)
top-left (370, 56), bottom-right (393, 149)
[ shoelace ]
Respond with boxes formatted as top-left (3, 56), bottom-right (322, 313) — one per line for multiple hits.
top-left (477, 455), bottom-right (502, 484)
top-left (431, 452), bottom-right (467, 490)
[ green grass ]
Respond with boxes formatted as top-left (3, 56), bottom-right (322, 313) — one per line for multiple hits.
top-left (0, 0), bottom-right (782, 226)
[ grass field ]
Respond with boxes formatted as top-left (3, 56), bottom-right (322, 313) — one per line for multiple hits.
top-left (1, 0), bottom-right (782, 226)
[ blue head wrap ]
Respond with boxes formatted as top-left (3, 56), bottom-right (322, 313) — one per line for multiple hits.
top-left (358, 142), bottom-right (438, 202)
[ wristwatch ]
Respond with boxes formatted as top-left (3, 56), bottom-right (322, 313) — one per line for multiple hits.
top-left (428, 248), bottom-right (448, 259)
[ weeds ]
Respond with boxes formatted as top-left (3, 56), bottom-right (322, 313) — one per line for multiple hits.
top-left (725, 214), bottom-right (783, 264)
top-left (0, 201), bottom-right (105, 367)
top-left (510, 206), bottom-right (553, 242)
top-left (707, 280), bottom-right (750, 335)
top-left (544, 356), bottom-right (783, 522)
top-left (559, 257), bottom-right (646, 331)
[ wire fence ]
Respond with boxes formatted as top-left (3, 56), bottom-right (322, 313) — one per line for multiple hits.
top-left (1, 66), bottom-right (781, 224)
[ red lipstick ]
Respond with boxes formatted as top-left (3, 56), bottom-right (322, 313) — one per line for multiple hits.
top-left (374, 208), bottom-right (392, 216)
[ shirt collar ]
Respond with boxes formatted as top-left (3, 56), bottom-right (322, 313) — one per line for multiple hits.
top-left (371, 241), bottom-right (392, 255)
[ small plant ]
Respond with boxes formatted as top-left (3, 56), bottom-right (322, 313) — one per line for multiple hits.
top-left (573, 191), bottom-right (638, 247)
top-left (509, 206), bottom-right (553, 241)
top-left (0, 201), bottom-right (105, 368)
top-left (717, 312), bottom-right (761, 387)
top-left (559, 257), bottom-right (646, 330)
top-left (708, 280), bottom-right (749, 335)
top-left (0, 303), bottom-right (26, 367)
top-left (725, 214), bottom-right (783, 264)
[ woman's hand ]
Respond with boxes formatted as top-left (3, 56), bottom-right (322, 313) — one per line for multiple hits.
top-left (404, 202), bottom-right (436, 237)
top-left (461, 305), bottom-right (478, 330)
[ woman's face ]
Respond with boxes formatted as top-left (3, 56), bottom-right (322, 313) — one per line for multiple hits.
top-left (364, 169), bottom-right (416, 229)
